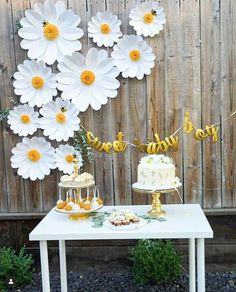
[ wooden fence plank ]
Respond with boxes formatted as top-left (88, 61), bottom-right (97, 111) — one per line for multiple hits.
top-left (201, 0), bottom-right (222, 209)
top-left (163, 0), bottom-right (183, 204)
top-left (221, 0), bottom-right (236, 207)
top-left (91, 0), bottom-right (114, 205)
top-left (181, 0), bottom-right (202, 204)
top-left (0, 0), bottom-right (25, 212)
top-left (110, 0), bottom-right (132, 205)
top-left (146, 0), bottom-right (166, 205)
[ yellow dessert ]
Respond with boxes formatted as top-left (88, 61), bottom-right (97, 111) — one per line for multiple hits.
top-left (64, 204), bottom-right (72, 211)
top-left (97, 198), bottom-right (103, 205)
top-left (84, 203), bottom-right (91, 210)
top-left (57, 202), bottom-right (65, 209)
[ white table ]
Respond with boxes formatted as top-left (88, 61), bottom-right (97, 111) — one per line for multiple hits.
top-left (29, 204), bottom-right (213, 292)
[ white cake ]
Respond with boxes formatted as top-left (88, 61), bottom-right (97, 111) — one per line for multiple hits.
top-left (137, 154), bottom-right (180, 189)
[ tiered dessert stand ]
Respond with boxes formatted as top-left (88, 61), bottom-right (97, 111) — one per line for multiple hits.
top-left (55, 156), bottom-right (103, 220)
top-left (132, 182), bottom-right (182, 218)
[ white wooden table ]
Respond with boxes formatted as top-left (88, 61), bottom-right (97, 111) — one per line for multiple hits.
top-left (29, 204), bottom-right (213, 292)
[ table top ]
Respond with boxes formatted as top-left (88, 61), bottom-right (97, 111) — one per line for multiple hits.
top-left (29, 204), bottom-right (213, 241)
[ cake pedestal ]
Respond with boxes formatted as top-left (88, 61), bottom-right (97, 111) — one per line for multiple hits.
top-left (132, 183), bottom-right (182, 218)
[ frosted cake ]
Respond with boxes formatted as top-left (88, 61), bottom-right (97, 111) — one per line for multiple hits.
top-left (137, 154), bottom-right (180, 189)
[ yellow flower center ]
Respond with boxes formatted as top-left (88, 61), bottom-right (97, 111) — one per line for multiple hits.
top-left (21, 114), bottom-right (30, 124)
top-left (100, 23), bottom-right (110, 34)
top-left (143, 12), bottom-right (154, 24)
top-left (43, 23), bottom-right (59, 41)
top-left (31, 76), bottom-right (44, 89)
top-left (65, 154), bottom-right (74, 163)
top-left (129, 49), bottom-right (141, 61)
top-left (80, 70), bottom-right (96, 85)
top-left (28, 149), bottom-right (41, 162)
top-left (56, 113), bottom-right (66, 124)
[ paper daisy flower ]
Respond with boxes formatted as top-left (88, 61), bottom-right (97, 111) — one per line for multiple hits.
top-left (55, 144), bottom-right (83, 174)
top-left (7, 104), bottom-right (39, 137)
top-left (111, 35), bottom-right (155, 80)
top-left (129, 2), bottom-right (166, 37)
top-left (39, 97), bottom-right (80, 142)
top-left (88, 11), bottom-right (122, 47)
top-left (11, 137), bottom-right (55, 181)
top-left (18, 0), bottom-right (84, 65)
top-left (13, 60), bottom-right (57, 107)
top-left (56, 48), bottom-right (120, 112)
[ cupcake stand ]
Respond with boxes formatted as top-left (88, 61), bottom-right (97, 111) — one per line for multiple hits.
top-left (54, 156), bottom-right (103, 220)
top-left (132, 182), bottom-right (182, 218)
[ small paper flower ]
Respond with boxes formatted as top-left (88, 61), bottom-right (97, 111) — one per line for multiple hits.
top-left (13, 60), bottom-right (57, 107)
top-left (18, 0), bottom-right (84, 65)
top-left (7, 104), bottom-right (39, 136)
top-left (88, 11), bottom-right (122, 47)
top-left (129, 2), bottom-right (166, 37)
top-left (111, 35), bottom-right (155, 80)
top-left (39, 98), bottom-right (80, 142)
top-left (54, 144), bottom-right (83, 174)
top-left (56, 48), bottom-right (120, 112)
top-left (11, 137), bottom-right (55, 181)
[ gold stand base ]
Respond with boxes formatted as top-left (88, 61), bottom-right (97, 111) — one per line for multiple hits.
top-left (148, 192), bottom-right (166, 218)
top-left (68, 213), bottom-right (90, 220)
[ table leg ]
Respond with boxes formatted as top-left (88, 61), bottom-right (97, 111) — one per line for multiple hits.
top-left (59, 240), bottom-right (67, 292)
top-left (197, 238), bottom-right (205, 292)
top-left (189, 238), bottom-right (196, 292)
top-left (40, 240), bottom-right (50, 292)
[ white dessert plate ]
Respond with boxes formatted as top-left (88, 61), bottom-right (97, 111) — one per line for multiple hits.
top-left (103, 217), bottom-right (148, 231)
top-left (132, 182), bottom-right (182, 192)
top-left (54, 204), bottom-right (103, 215)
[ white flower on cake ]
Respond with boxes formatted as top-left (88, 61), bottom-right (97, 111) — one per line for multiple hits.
top-left (54, 144), bottom-right (82, 174)
top-left (88, 11), bottom-right (122, 47)
top-left (13, 60), bottom-right (57, 107)
top-left (140, 154), bottom-right (173, 165)
top-left (111, 35), bottom-right (155, 80)
top-left (40, 98), bottom-right (80, 142)
top-left (11, 137), bottom-right (55, 181)
top-left (174, 177), bottom-right (181, 186)
top-left (129, 2), bottom-right (166, 37)
top-left (18, 0), bottom-right (84, 65)
top-left (7, 104), bottom-right (39, 137)
top-left (56, 48), bottom-right (120, 111)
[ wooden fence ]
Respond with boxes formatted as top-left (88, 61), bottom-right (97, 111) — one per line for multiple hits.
top-left (0, 0), bottom-right (235, 216)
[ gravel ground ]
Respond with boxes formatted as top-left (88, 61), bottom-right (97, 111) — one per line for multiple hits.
top-left (19, 270), bottom-right (236, 292)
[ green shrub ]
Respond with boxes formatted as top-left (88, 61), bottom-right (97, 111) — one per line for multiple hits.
top-left (129, 239), bottom-right (182, 285)
top-left (0, 246), bottom-right (34, 290)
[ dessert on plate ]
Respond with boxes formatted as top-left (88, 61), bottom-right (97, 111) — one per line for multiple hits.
top-left (107, 209), bottom-right (140, 226)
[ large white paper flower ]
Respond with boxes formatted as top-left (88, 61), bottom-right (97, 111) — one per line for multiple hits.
top-left (39, 97), bottom-right (80, 142)
top-left (11, 137), bottom-right (55, 181)
top-left (111, 35), bottom-right (155, 80)
top-left (13, 60), bottom-right (57, 107)
top-left (18, 0), bottom-right (84, 65)
top-left (55, 144), bottom-right (83, 174)
top-left (129, 2), bottom-right (166, 37)
top-left (7, 104), bottom-right (39, 137)
top-left (88, 11), bottom-right (122, 47)
top-left (56, 48), bottom-right (120, 112)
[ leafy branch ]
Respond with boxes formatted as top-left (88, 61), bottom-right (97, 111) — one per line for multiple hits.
top-left (70, 127), bottom-right (94, 167)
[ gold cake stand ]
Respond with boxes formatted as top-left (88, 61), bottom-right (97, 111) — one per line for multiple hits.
top-left (132, 183), bottom-right (182, 218)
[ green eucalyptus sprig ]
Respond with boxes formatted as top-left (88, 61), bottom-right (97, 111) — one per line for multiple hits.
top-left (70, 127), bottom-right (94, 167)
